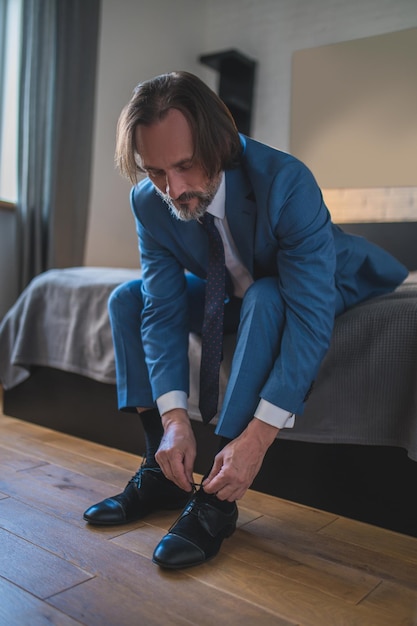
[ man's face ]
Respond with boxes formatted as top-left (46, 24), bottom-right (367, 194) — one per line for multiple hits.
top-left (135, 108), bottom-right (220, 221)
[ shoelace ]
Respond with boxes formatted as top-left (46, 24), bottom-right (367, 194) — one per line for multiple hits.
top-left (166, 481), bottom-right (209, 532)
top-left (127, 455), bottom-right (167, 485)
top-left (128, 463), bottom-right (162, 488)
top-left (128, 459), bottom-right (201, 494)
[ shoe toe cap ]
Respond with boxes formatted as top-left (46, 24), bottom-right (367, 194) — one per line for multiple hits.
top-left (83, 498), bottom-right (126, 525)
top-left (152, 533), bottom-right (205, 569)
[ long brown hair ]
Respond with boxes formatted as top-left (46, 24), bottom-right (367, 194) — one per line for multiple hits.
top-left (115, 71), bottom-right (242, 184)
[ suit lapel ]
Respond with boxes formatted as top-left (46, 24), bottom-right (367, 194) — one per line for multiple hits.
top-left (224, 167), bottom-right (256, 274)
top-left (170, 165), bottom-right (257, 278)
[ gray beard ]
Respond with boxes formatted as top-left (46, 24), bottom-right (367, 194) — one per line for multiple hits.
top-left (154, 175), bottom-right (221, 222)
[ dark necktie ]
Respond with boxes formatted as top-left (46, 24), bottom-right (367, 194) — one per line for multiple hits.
top-left (199, 212), bottom-right (226, 423)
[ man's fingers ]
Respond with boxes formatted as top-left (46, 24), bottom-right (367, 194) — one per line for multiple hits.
top-left (202, 456), bottom-right (223, 490)
top-left (183, 454), bottom-right (196, 487)
top-left (158, 450), bottom-right (193, 492)
top-left (171, 459), bottom-right (193, 491)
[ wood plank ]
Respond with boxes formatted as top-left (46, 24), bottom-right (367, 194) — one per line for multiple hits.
top-left (0, 413), bottom-right (141, 472)
top-left (0, 528), bottom-right (93, 599)
top-left (112, 521), bottom-right (380, 604)
top-left (0, 576), bottom-right (81, 626)
top-left (239, 488), bottom-right (339, 530)
top-left (110, 521), bottom-right (168, 561)
top-left (0, 414), bottom-right (341, 532)
top-left (48, 576), bottom-right (195, 626)
top-left (183, 553), bottom-right (402, 626)
top-left (48, 571), bottom-right (294, 626)
top-left (1, 415), bottom-right (204, 492)
top-left (0, 455), bottom-right (141, 531)
top-left (0, 497), bottom-right (154, 580)
top-left (361, 580), bottom-right (417, 619)
top-left (0, 444), bottom-right (49, 472)
top-left (0, 498), bottom-right (291, 625)
top-left (2, 402), bottom-right (417, 624)
top-left (238, 513), bottom-right (417, 589)
top-left (221, 530), bottom-right (381, 603)
top-left (111, 503), bottom-right (417, 619)
top-left (0, 433), bottom-right (137, 487)
top-left (319, 516), bottom-right (417, 563)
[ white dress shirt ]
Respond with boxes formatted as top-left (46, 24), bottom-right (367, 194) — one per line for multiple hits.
top-left (157, 173), bottom-right (295, 431)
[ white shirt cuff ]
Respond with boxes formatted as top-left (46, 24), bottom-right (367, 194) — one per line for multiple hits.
top-left (254, 399), bottom-right (295, 430)
top-left (156, 390), bottom-right (188, 416)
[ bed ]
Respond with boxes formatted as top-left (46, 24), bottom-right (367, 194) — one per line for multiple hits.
top-left (1, 190), bottom-right (417, 537)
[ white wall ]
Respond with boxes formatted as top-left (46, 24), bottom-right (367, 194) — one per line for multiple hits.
top-left (84, 0), bottom-right (206, 268)
top-left (81, 0), bottom-right (417, 268)
top-left (203, 0), bottom-right (417, 151)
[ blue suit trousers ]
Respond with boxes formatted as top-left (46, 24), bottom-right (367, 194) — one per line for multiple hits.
top-left (109, 274), bottom-right (342, 438)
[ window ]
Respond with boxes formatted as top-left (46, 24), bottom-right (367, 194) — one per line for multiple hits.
top-left (0, 0), bottom-right (21, 205)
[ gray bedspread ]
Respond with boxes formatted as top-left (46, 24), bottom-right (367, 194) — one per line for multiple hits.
top-left (1, 267), bottom-right (417, 460)
top-left (0, 268), bottom-right (141, 388)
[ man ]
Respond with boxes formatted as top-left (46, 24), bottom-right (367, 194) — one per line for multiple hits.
top-left (84, 71), bottom-right (407, 569)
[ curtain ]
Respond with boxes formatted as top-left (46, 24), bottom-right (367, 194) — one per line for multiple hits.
top-left (17, 0), bottom-right (101, 291)
top-left (0, 1), bottom-right (7, 155)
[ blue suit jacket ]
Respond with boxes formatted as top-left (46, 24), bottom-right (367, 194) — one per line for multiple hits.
top-left (130, 135), bottom-right (408, 414)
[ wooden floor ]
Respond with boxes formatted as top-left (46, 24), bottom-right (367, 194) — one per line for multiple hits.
top-left (1, 393), bottom-right (417, 625)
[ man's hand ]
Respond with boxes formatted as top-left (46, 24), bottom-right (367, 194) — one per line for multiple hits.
top-left (203, 418), bottom-right (279, 501)
top-left (155, 408), bottom-right (196, 492)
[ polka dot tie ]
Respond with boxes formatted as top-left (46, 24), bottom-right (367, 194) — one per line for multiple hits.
top-left (199, 212), bottom-right (226, 423)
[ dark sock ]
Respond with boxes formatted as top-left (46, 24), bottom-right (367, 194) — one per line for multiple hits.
top-left (139, 408), bottom-right (163, 467)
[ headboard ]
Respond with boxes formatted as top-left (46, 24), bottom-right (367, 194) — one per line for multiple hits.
top-left (322, 187), bottom-right (417, 271)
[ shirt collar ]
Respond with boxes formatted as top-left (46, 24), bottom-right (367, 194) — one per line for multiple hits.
top-left (206, 171), bottom-right (225, 220)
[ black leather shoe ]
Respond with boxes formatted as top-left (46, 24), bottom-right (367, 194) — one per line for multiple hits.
top-left (83, 463), bottom-right (190, 525)
top-left (152, 488), bottom-right (238, 569)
